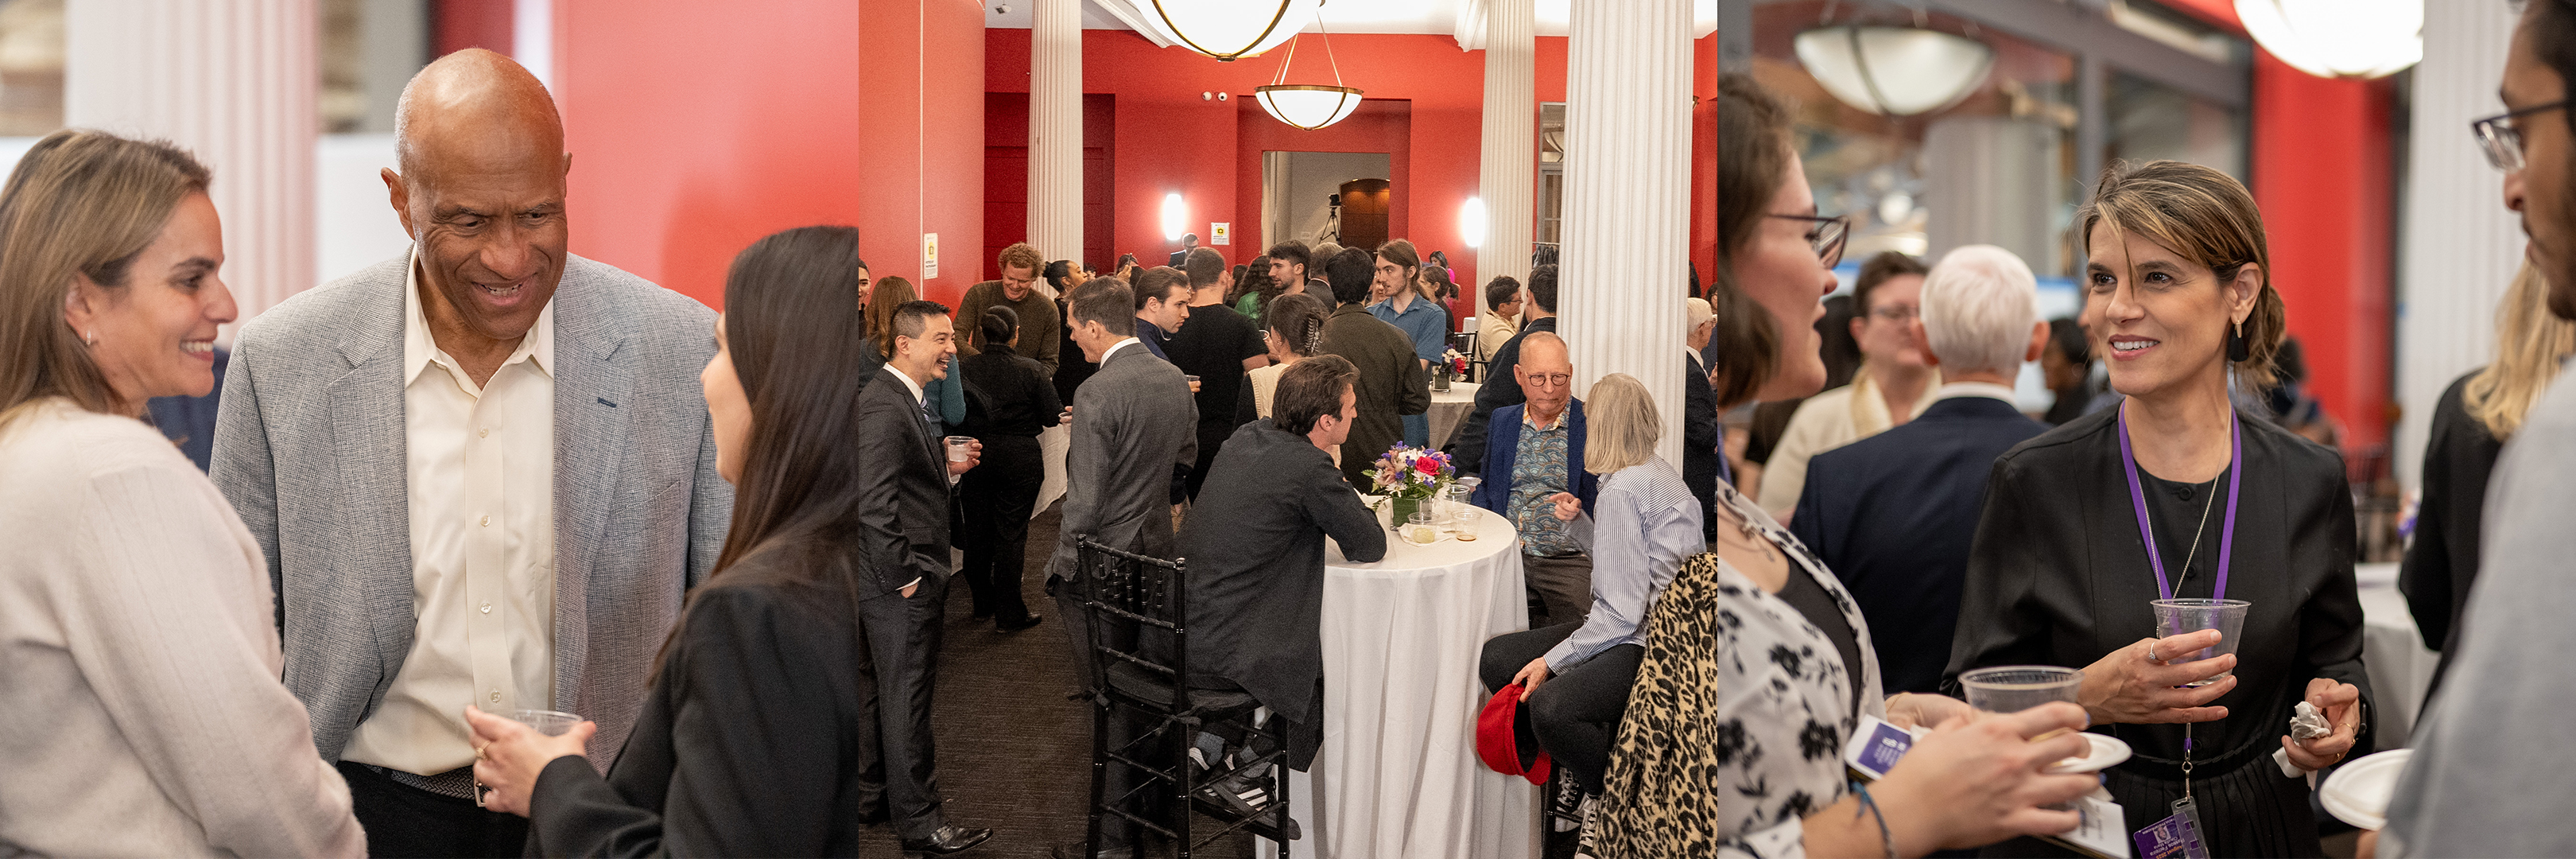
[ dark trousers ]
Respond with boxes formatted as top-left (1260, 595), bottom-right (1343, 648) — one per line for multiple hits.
top-left (957, 434), bottom-right (1043, 624)
top-left (1055, 573), bottom-right (1154, 847)
top-left (1523, 554), bottom-right (1594, 629)
top-left (855, 574), bottom-right (951, 841)
top-left (336, 760), bottom-right (530, 858)
top-left (1478, 623), bottom-right (1645, 795)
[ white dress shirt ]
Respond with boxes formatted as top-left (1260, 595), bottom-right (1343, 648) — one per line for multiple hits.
top-left (1100, 336), bottom-right (1141, 365)
top-left (341, 251), bottom-right (558, 778)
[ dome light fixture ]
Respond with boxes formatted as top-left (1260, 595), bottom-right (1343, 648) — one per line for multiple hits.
top-left (1254, 10), bottom-right (1362, 130)
top-left (1141, 0), bottom-right (1324, 62)
top-left (1792, 25), bottom-right (1994, 116)
top-left (2235, 0), bottom-right (2421, 80)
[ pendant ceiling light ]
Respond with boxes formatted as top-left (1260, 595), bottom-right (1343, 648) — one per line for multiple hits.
top-left (1792, 25), bottom-right (1994, 116)
top-left (1141, 0), bottom-right (1325, 61)
top-left (1254, 13), bottom-right (1362, 130)
top-left (2235, 0), bottom-right (2420, 80)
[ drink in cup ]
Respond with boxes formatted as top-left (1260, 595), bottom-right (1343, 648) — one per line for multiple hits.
top-left (1454, 507), bottom-right (1481, 541)
top-left (944, 436), bottom-right (974, 463)
top-left (510, 709), bottom-right (584, 737)
top-left (1403, 511), bottom-right (1440, 545)
top-left (1184, 374), bottom-right (1201, 394)
top-left (1959, 666), bottom-right (2084, 713)
top-left (2150, 598), bottom-right (2251, 686)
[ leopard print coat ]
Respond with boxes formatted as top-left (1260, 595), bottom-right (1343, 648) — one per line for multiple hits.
top-left (1590, 483), bottom-right (1884, 858)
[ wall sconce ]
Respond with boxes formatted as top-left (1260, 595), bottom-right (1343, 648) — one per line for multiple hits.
top-left (1460, 197), bottom-right (1488, 249)
top-left (1162, 192), bottom-right (1187, 242)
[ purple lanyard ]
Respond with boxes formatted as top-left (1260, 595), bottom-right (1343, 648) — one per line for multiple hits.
top-left (2116, 405), bottom-right (2243, 602)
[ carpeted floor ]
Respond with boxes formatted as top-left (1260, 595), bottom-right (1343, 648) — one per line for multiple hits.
top-left (859, 503), bottom-right (1259, 859)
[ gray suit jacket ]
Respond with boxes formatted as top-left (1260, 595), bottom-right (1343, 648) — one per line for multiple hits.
top-left (211, 252), bottom-right (731, 768)
top-left (1046, 344), bottom-right (1197, 581)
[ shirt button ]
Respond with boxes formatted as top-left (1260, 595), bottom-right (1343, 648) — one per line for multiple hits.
top-left (480, 602), bottom-right (492, 614)
top-left (489, 691), bottom-right (501, 703)
top-left (479, 427), bottom-right (489, 438)
top-left (480, 515), bottom-right (491, 527)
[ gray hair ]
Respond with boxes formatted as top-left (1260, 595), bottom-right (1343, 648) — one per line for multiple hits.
top-left (1920, 245), bottom-right (2040, 376)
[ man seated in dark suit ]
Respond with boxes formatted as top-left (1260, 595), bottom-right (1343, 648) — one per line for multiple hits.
top-left (1789, 245), bottom-right (2050, 695)
top-left (1178, 356), bottom-right (1386, 817)
top-left (1465, 332), bottom-right (1599, 629)
top-left (1046, 276), bottom-right (1197, 859)
top-left (849, 300), bottom-right (992, 855)
top-left (1453, 263), bottom-right (1559, 476)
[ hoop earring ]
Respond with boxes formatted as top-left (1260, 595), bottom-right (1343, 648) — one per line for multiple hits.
top-left (2225, 319), bottom-right (2250, 363)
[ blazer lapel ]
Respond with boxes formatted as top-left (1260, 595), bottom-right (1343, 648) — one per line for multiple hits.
top-left (548, 274), bottom-right (636, 708)
top-left (328, 276), bottom-right (416, 674)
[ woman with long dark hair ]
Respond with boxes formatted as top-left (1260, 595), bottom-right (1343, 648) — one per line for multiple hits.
top-left (956, 305), bottom-right (1059, 632)
top-left (460, 225), bottom-right (987, 856)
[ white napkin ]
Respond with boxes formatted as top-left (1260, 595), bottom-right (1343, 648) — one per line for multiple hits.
top-left (2274, 701), bottom-right (2334, 784)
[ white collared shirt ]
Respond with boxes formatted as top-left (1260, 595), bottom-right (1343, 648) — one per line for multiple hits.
top-left (883, 363), bottom-right (927, 403)
top-left (1100, 336), bottom-right (1141, 365)
top-left (1930, 380), bottom-right (2019, 406)
top-left (341, 250), bottom-right (557, 777)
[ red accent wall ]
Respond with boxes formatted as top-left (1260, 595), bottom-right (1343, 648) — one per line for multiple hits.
top-left (434, 0), bottom-right (514, 56)
top-left (2250, 53), bottom-right (2395, 453)
top-left (556, 0), bottom-right (985, 309)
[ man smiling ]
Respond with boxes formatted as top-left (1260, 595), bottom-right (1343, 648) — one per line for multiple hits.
top-left (211, 49), bottom-right (730, 857)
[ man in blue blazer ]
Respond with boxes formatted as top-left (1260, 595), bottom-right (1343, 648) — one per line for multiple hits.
top-left (1790, 246), bottom-right (2050, 694)
top-left (1468, 332), bottom-right (1599, 628)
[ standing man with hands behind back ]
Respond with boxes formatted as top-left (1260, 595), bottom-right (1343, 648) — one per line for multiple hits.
top-left (211, 49), bottom-right (732, 857)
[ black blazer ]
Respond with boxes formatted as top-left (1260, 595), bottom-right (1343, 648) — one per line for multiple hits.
top-left (1789, 395), bottom-right (2046, 694)
top-left (852, 367), bottom-right (953, 593)
top-left (956, 350), bottom-right (1062, 439)
top-left (526, 546), bottom-right (882, 857)
top-left (1682, 351), bottom-right (1722, 514)
top-left (2400, 370), bottom-right (2504, 702)
top-left (1453, 315), bottom-right (1556, 476)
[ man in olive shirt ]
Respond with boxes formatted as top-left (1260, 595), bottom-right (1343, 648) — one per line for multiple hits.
top-left (956, 242), bottom-right (1061, 374)
top-left (1317, 247), bottom-right (1430, 485)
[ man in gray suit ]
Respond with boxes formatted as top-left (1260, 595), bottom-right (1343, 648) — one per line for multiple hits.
top-left (1046, 276), bottom-right (1196, 859)
top-left (211, 49), bottom-right (729, 857)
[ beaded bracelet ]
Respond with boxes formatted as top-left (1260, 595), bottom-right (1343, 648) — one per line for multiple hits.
top-left (1849, 779), bottom-right (1897, 858)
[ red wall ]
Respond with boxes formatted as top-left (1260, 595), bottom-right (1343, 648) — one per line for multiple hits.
top-left (2250, 54), bottom-right (2395, 454)
top-left (556, 0), bottom-right (985, 309)
top-left (435, 0), bottom-right (514, 56)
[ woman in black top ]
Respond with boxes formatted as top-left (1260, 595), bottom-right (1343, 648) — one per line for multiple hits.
top-left (459, 225), bottom-right (987, 856)
top-left (956, 305), bottom-right (1060, 632)
top-left (1948, 161), bottom-right (2368, 857)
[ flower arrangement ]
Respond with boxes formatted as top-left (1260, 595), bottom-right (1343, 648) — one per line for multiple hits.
top-left (1440, 348), bottom-right (1471, 377)
top-left (1368, 444), bottom-right (1457, 524)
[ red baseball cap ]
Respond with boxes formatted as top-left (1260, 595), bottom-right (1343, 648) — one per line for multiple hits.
top-left (1476, 683), bottom-right (1551, 784)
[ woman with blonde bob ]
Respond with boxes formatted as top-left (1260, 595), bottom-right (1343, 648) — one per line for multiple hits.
top-left (2402, 262), bottom-right (2574, 705)
top-left (0, 129), bottom-right (363, 856)
top-left (1948, 158), bottom-right (2371, 857)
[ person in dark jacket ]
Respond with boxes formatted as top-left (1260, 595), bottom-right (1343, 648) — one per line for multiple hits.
top-left (1467, 332), bottom-right (1600, 628)
top-left (1180, 356), bottom-right (1386, 772)
top-left (1317, 247), bottom-right (1430, 484)
top-left (956, 305), bottom-right (1060, 633)
top-left (1790, 244), bottom-right (2050, 695)
top-left (1453, 263), bottom-right (1558, 476)
top-left (1682, 299), bottom-right (1724, 543)
top-left (461, 225), bottom-right (991, 857)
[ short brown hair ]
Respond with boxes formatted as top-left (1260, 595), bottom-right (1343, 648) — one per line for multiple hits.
top-left (865, 274), bottom-right (919, 360)
top-left (2077, 159), bottom-right (2289, 387)
top-left (1182, 247), bottom-right (1227, 288)
top-left (1708, 72), bottom-right (1790, 407)
top-left (1376, 239), bottom-right (1421, 277)
top-left (1069, 277), bottom-right (1134, 330)
top-left (1134, 266), bottom-right (1191, 309)
top-left (997, 242), bottom-right (1043, 275)
top-left (1852, 251), bottom-right (1929, 315)
top-left (1274, 353), bottom-right (1356, 436)
top-left (0, 130), bottom-right (211, 422)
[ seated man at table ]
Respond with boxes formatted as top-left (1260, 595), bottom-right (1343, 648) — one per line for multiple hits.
top-left (1465, 332), bottom-right (1597, 628)
top-left (1178, 356), bottom-right (1386, 788)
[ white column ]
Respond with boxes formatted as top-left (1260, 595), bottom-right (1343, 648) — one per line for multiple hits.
top-left (1558, 0), bottom-right (1692, 465)
top-left (67, 0), bottom-right (317, 340)
top-left (1027, 0), bottom-right (1083, 269)
top-left (2396, 0), bottom-right (2523, 490)
top-left (1475, 0), bottom-right (1535, 313)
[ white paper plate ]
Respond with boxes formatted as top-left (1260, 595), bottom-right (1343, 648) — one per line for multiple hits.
top-left (2321, 748), bottom-right (2414, 830)
top-left (2043, 733), bottom-right (2133, 775)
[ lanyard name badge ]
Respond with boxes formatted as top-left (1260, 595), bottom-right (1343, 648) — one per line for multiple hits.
top-left (2117, 406), bottom-right (2243, 859)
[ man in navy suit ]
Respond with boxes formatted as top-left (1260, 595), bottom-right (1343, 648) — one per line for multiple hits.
top-left (1790, 245), bottom-right (2051, 695)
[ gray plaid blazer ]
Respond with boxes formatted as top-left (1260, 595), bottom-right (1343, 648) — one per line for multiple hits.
top-left (211, 252), bottom-right (731, 769)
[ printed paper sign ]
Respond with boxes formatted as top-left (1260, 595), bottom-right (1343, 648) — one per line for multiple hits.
top-left (1211, 223), bottom-right (1231, 245)
top-left (922, 232), bottom-right (939, 279)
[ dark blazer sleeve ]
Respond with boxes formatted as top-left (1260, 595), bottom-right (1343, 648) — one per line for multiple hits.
top-left (850, 396), bottom-right (928, 594)
top-left (1396, 340), bottom-right (1432, 417)
top-left (526, 588), bottom-right (846, 857)
top-left (1310, 459), bottom-right (1387, 563)
top-left (2401, 374), bottom-right (2487, 651)
top-left (2292, 442), bottom-right (2376, 757)
top-left (1453, 337), bottom-right (1526, 474)
top-left (1033, 360), bottom-right (1065, 429)
top-left (1944, 454), bottom-right (2058, 694)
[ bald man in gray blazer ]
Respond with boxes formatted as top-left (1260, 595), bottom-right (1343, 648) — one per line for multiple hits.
top-left (210, 50), bottom-right (730, 857)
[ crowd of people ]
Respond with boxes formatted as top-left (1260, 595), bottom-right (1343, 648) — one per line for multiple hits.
top-left (17, 3), bottom-right (2576, 857)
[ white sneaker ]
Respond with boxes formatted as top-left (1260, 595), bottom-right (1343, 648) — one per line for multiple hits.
top-left (1575, 795), bottom-right (1600, 857)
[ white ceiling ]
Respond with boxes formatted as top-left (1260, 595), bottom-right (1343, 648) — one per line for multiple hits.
top-left (982, 0), bottom-right (1720, 42)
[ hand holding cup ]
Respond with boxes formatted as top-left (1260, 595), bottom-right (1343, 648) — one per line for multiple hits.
top-left (464, 705), bottom-right (596, 817)
top-left (2077, 629), bottom-right (2237, 725)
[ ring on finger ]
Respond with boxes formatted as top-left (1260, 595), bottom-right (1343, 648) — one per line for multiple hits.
top-left (2147, 643), bottom-right (2161, 663)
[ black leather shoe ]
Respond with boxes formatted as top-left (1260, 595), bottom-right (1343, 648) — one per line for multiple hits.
top-left (997, 612), bottom-right (1044, 633)
top-left (1051, 842), bottom-right (1133, 859)
top-left (901, 825), bottom-right (991, 856)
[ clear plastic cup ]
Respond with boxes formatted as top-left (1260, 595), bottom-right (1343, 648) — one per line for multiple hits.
top-left (1184, 374), bottom-right (1202, 394)
top-left (2151, 598), bottom-right (2252, 686)
top-left (1960, 666), bottom-right (2085, 713)
top-left (944, 436), bottom-right (974, 462)
top-left (510, 709), bottom-right (583, 737)
top-left (1403, 511), bottom-right (1441, 545)
top-left (1454, 507), bottom-right (1481, 542)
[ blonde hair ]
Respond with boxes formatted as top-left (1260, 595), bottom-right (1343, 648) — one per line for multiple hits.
top-left (0, 130), bottom-right (211, 426)
top-left (1583, 373), bottom-right (1660, 475)
top-left (2077, 160), bottom-right (2289, 388)
top-left (2465, 263), bottom-right (2576, 439)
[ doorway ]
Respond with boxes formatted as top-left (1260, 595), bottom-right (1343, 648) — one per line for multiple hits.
top-left (1261, 150), bottom-right (1391, 253)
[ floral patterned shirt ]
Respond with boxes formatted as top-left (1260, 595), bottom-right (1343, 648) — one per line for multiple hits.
top-left (1505, 408), bottom-right (1581, 556)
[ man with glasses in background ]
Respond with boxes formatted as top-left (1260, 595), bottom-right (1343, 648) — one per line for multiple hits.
top-left (1755, 250), bottom-right (1935, 523)
top-left (1464, 332), bottom-right (1599, 631)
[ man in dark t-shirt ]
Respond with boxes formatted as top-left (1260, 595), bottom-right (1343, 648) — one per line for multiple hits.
top-left (1167, 247), bottom-right (1270, 499)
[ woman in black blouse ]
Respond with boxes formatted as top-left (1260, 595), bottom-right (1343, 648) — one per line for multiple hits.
top-left (1948, 161), bottom-right (2368, 857)
top-left (956, 305), bottom-right (1061, 632)
top-left (459, 225), bottom-right (983, 856)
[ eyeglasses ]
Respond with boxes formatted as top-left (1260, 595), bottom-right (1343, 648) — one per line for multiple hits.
top-left (1868, 305), bottom-right (1918, 324)
top-left (1523, 373), bottom-right (1573, 388)
top-left (2472, 100), bottom-right (2570, 173)
top-left (1769, 213), bottom-right (1849, 269)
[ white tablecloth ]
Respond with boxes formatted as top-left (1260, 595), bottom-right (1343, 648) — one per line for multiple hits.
top-left (1429, 382), bottom-right (1480, 450)
top-left (2354, 562), bottom-right (2439, 747)
top-left (1268, 499), bottom-right (1538, 858)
